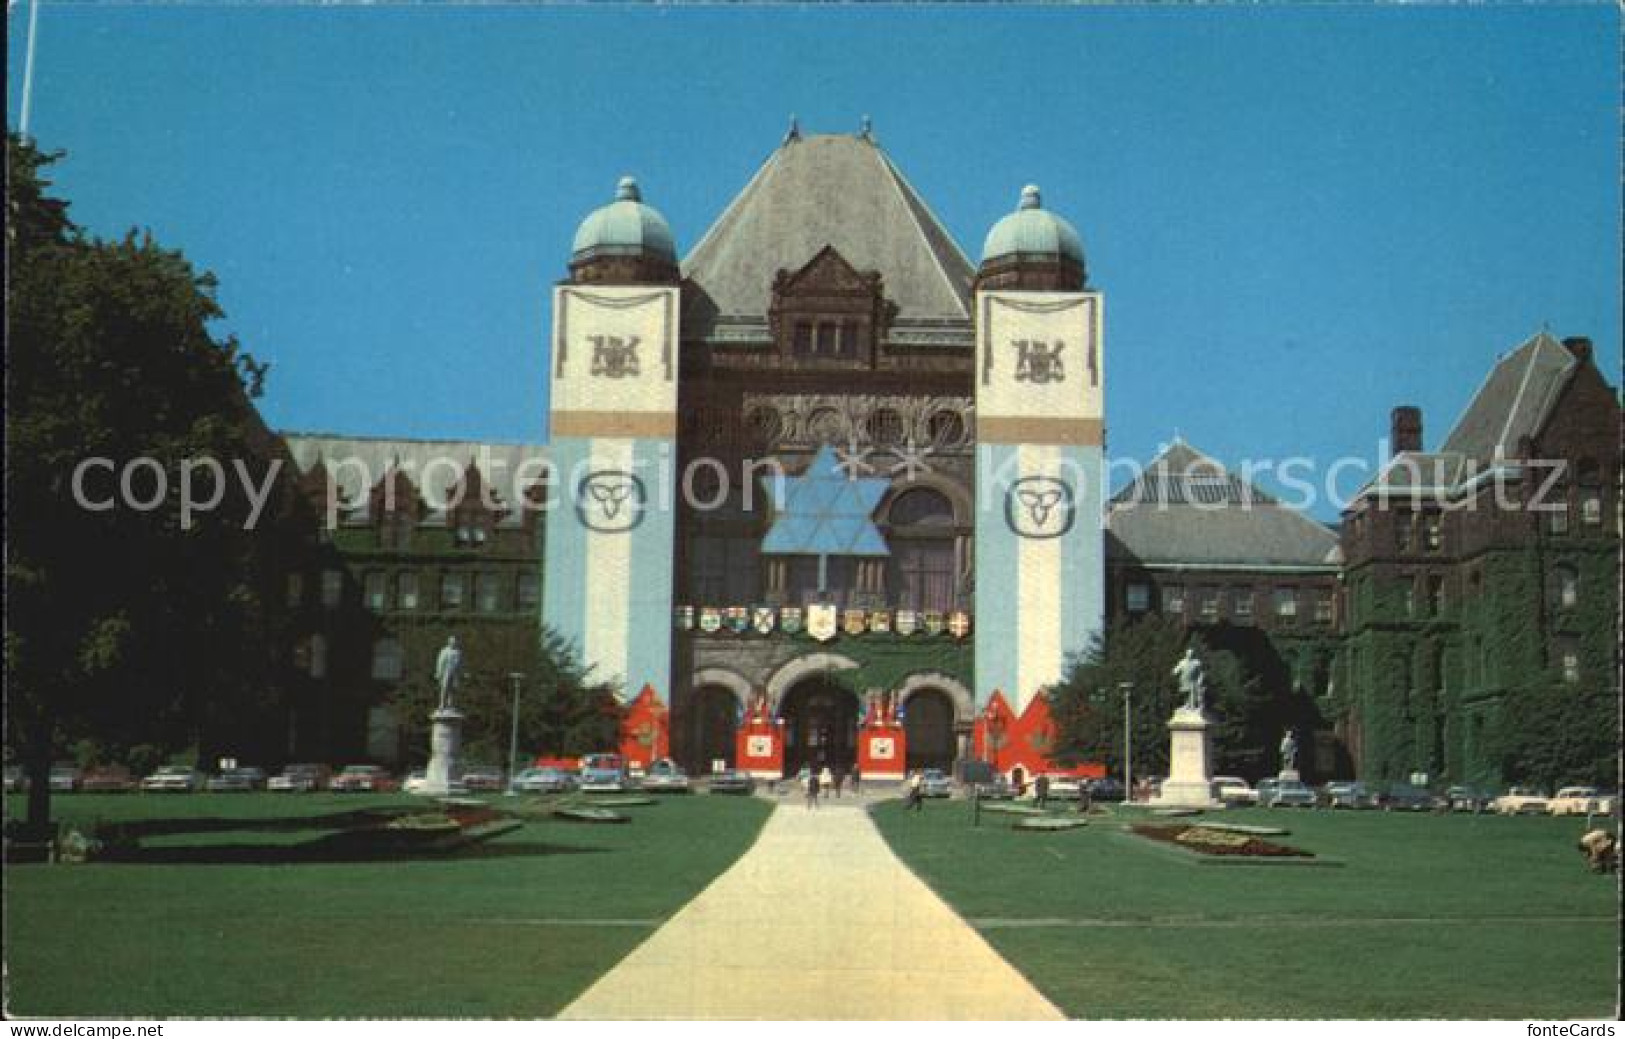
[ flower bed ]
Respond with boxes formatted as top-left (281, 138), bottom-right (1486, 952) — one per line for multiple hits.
top-left (1131, 822), bottom-right (1312, 859)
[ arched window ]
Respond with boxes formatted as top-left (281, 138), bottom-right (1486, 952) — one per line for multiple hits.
top-left (1549, 566), bottom-right (1579, 610)
top-left (887, 488), bottom-right (958, 612)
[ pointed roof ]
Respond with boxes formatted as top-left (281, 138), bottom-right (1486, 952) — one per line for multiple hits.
top-left (1109, 440), bottom-right (1341, 568)
top-left (681, 133), bottom-right (975, 342)
top-left (1439, 331), bottom-right (1580, 463)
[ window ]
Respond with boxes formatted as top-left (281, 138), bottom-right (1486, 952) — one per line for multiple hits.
top-left (1274, 587), bottom-right (1298, 620)
top-left (1126, 583), bottom-right (1150, 613)
top-left (689, 535), bottom-right (761, 604)
top-left (517, 571), bottom-right (540, 609)
top-left (476, 572), bottom-right (502, 613)
top-left (1232, 587), bottom-right (1254, 621)
top-left (1548, 504), bottom-right (1570, 536)
top-left (1395, 516), bottom-right (1412, 552)
top-left (1561, 649), bottom-right (1580, 684)
top-left (364, 571), bottom-right (387, 611)
top-left (1581, 493), bottom-right (1602, 527)
top-left (793, 322), bottom-right (812, 356)
top-left (321, 570), bottom-right (344, 609)
top-left (1423, 514), bottom-right (1442, 552)
top-left (1550, 566), bottom-right (1578, 611)
top-left (1426, 575), bottom-right (1444, 616)
top-left (840, 320), bottom-right (859, 359)
top-left (1199, 587), bottom-right (1220, 621)
top-left (1164, 585), bottom-right (1186, 615)
top-left (1403, 583), bottom-right (1416, 619)
top-left (285, 573), bottom-right (305, 609)
top-left (441, 573), bottom-right (466, 610)
top-left (397, 571), bottom-right (419, 611)
top-left (894, 542), bottom-right (954, 612)
top-left (308, 634), bottom-right (327, 679)
top-left (371, 638), bottom-right (404, 682)
top-left (1314, 591), bottom-right (1334, 624)
top-left (817, 323), bottom-right (837, 356)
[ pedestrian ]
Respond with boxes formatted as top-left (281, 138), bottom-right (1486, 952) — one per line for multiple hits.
top-left (850, 764), bottom-right (861, 794)
top-left (805, 767), bottom-right (820, 809)
top-left (1079, 780), bottom-right (1093, 815)
top-left (833, 769), bottom-right (845, 798)
top-left (907, 769), bottom-right (924, 812)
top-left (1035, 773), bottom-right (1050, 809)
top-left (818, 765), bottom-right (834, 801)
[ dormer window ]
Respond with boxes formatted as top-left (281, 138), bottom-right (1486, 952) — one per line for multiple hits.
top-left (769, 246), bottom-right (889, 365)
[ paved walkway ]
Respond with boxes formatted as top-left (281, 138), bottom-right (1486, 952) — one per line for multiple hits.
top-left (559, 796), bottom-right (1062, 1020)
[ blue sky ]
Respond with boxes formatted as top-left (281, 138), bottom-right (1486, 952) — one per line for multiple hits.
top-left (7, 4), bottom-right (1619, 517)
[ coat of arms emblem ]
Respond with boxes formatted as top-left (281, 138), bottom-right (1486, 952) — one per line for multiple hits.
top-left (922, 611), bottom-right (946, 636)
top-left (868, 610), bottom-right (891, 634)
top-left (674, 605), bottom-right (695, 631)
top-left (699, 608), bottom-right (722, 634)
top-left (780, 607), bottom-right (804, 635)
top-left (725, 607), bottom-right (750, 634)
top-left (947, 611), bottom-right (972, 639)
top-left (752, 606), bottom-right (777, 635)
top-left (842, 609), bottom-right (868, 636)
top-left (894, 610), bottom-right (919, 636)
top-left (807, 604), bottom-right (838, 642)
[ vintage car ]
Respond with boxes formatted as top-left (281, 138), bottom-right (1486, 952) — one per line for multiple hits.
top-left (920, 769), bottom-right (953, 798)
top-left (3, 766), bottom-right (27, 793)
top-left (642, 760), bottom-right (691, 794)
top-left (1444, 785), bottom-right (1495, 813)
top-left (707, 770), bottom-right (756, 795)
top-left (513, 767), bottom-right (576, 794)
top-left (1377, 782), bottom-right (1442, 811)
top-left (140, 766), bottom-right (203, 793)
top-left (1319, 781), bottom-right (1379, 810)
top-left (268, 763), bottom-right (331, 793)
top-left (1212, 776), bottom-right (1259, 805)
top-left (48, 765), bottom-right (82, 793)
top-left (460, 766), bottom-right (506, 792)
top-left (578, 753), bottom-right (628, 794)
top-left (206, 767), bottom-right (267, 793)
top-left (1258, 778), bottom-right (1317, 808)
top-left (1548, 787), bottom-right (1616, 817)
top-left (80, 765), bottom-right (137, 793)
top-left (330, 765), bottom-right (400, 793)
top-left (1492, 786), bottom-right (1550, 816)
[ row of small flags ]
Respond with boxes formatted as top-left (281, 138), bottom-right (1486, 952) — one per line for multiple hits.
top-left (674, 604), bottom-right (972, 641)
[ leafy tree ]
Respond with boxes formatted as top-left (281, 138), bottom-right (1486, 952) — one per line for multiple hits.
top-left (5, 135), bottom-right (284, 829)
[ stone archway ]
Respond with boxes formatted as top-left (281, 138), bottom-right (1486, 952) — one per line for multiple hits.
top-left (764, 653), bottom-right (862, 715)
top-left (678, 668), bottom-right (751, 775)
top-left (778, 676), bottom-right (861, 777)
top-left (896, 672), bottom-right (975, 772)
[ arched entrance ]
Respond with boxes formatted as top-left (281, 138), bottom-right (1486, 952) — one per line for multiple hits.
top-left (779, 678), bottom-right (859, 777)
top-left (903, 689), bottom-right (956, 771)
top-left (683, 686), bottom-right (741, 774)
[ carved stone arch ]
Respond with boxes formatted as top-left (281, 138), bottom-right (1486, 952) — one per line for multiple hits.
top-left (884, 472), bottom-right (973, 528)
top-left (894, 671), bottom-right (976, 723)
top-left (689, 667), bottom-right (752, 712)
top-left (765, 653), bottom-right (862, 713)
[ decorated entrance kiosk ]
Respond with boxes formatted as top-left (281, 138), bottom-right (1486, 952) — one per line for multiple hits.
top-left (856, 688), bottom-right (907, 781)
top-left (735, 691), bottom-right (784, 779)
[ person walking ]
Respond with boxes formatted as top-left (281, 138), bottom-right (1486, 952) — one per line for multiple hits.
top-left (907, 769), bottom-right (924, 812)
top-left (850, 764), bottom-right (861, 794)
top-left (818, 765), bottom-right (834, 802)
top-left (805, 767), bottom-right (821, 809)
top-left (832, 768), bottom-right (845, 798)
top-left (1035, 773), bottom-right (1050, 809)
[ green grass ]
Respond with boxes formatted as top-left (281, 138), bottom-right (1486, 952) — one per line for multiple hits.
top-left (872, 801), bottom-right (1621, 1019)
top-left (5, 792), bottom-right (771, 1017)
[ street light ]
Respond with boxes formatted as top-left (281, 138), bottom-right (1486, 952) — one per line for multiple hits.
top-left (1119, 681), bottom-right (1134, 803)
top-left (505, 672), bottom-right (524, 795)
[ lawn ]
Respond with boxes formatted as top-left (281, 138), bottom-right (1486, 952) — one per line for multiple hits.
top-left (4, 791), bottom-right (772, 1017)
top-left (872, 800), bottom-right (1620, 1019)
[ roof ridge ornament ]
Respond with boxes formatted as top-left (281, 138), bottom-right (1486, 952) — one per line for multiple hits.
top-left (784, 114), bottom-right (800, 144)
top-left (859, 115), bottom-right (873, 141)
top-left (1019, 184), bottom-right (1042, 211)
top-left (615, 176), bottom-right (641, 202)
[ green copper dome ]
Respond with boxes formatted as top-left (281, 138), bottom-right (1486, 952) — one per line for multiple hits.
top-left (980, 185), bottom-right (1084, 265)
top-left (571, 176), bottom-right (676, 263)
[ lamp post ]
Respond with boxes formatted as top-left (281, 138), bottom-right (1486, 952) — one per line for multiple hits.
top-left (1119, 681), bottom-right (1134, 803)
top-left (505, 672), bottom-right (524, 795)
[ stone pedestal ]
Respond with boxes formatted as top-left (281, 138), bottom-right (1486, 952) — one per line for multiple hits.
top-left (1151, 706), bottom-right (1221, 809)
top-left (1278, 768), bottom-right (1301, 783)
top-left (421, 707), bottom-right (464, 796)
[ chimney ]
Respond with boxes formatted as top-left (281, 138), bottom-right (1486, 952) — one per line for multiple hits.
top-left (1561, 336), bottom-right (1593, 364)
top-left (1391, 406), bottom-right (1423, 455)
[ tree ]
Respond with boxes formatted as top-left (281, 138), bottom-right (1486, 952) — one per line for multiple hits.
top-left (5, 135), bottom-right (284, 829)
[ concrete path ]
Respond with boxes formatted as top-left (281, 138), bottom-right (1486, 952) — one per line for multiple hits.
top-left (559, 797), bottom-right (1063, 1020)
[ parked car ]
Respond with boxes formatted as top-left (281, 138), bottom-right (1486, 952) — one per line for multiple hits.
top-left (920, 769), bottom-right (953, 798)
top-left (1492, 786), bottom-right (1550, 816)
top-left (1085, 777), bottom-right (1125, 802)
top-left (1377, 782), bottom-right (1441, 811)
top-left (268, 763), bottom-right (331, 792)
top-left (976, 777), bottom-right (1016, 801)
top-left (578, 753), bottom-right (628, 794)
top-left (707, 770), bottom-right (756, 795)
top-left (1548, 787), bottom-right (1616, 817)
top-left (402, 769), bottom-right (430, 795)
top-left (642, 760), bottom-right (691, 795)
top-left (513, 767), bottom-right (576, 794)
top-left (80, 765), bottom-right (137, 793)
top-left (49, 765), bottom-right (82, 793)
top-left (1212, 776), bottom-right (1258, 806)
top-left (206, 767), bottom-right (266, 793)
top-left (140, 766), bottom-right (203, 793)
top-left (460, 766), bottom-right (505, 792)
top-left (1319, 781), bottom-right (1378, 810)
top-left (1046, 775), bottom-right (1084, 800)
top-left (330, 765), bottom-right (400, 793)
top-left (3, 766), bottom-right (27, 793)
top-left (1258, 778), bottom-right (1316, 808)
top-left (1444, 785), bottom-right (1494, 813)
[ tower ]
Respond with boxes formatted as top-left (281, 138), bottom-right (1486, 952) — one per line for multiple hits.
top-left (543, 177), bottom-right (682, 725)
top-left (972, 185), bottom-right (1105, 711)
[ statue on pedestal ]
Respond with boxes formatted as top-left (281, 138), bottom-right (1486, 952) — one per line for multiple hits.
top-left (1171, 647), bottom-right (1207, 712)
top-left (434, 636), bottom-right (463, 712)
top-left (1279, 728), bottom-right (1299, 771)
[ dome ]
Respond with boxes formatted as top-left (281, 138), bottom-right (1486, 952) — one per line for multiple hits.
top-left (570, 176), bottom-right (676, 263)
top-left (980, 185), bottom-right (1084, 266)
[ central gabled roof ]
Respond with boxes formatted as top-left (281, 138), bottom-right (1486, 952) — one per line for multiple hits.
top-left (681, 133), bottom-right (976, 339)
